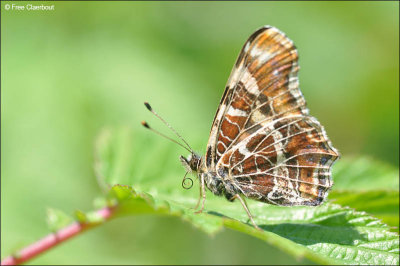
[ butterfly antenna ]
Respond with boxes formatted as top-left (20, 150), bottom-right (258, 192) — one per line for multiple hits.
top-left (141, 121), bottom-right (192, 153)
top-left (142, 102), bottom-right (194, 153)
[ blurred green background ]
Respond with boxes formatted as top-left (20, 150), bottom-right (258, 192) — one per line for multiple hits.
top-left (1, 1), bottom-right (399, 264)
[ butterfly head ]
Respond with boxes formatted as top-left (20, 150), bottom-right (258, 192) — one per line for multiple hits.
top-left (180, 152), bottom-right (202, 173)
top-left (180, 153), bottom-right (202, 190)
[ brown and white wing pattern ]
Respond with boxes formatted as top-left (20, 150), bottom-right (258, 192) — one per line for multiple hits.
top-left (206, 26), bottom-right (307, 169)
top-left (222, 115), bottom-right (338, 206)
top-left (205, 26), bottom-right (339, 206)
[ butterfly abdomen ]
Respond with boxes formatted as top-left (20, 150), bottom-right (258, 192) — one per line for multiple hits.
top-left (202, 170), bottom-right (242, 201)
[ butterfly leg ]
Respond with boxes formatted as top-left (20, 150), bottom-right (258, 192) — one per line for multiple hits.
top-left (192, 179), bottom-right (203, 210)
top-left (194, 174), bottom-right (206, 214)
top-left (231, 194), bottom-right (261, 231)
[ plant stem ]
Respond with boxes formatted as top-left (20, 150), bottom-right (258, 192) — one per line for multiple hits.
top-left (1, 206), bottom-right (115, 265)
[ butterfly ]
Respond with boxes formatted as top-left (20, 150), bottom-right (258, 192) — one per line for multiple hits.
top-left (143, 25), bottom-right (339, 230)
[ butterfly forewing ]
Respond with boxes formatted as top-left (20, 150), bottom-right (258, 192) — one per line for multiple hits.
top-left (206, 26), bottom-right (308, 168)
top-left (205, 26), bottom-right (339, 206)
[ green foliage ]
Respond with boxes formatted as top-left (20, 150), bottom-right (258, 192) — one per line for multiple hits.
top-left (46, 208), bottom-right (74, 233)
top-left (74, 209), bottom-right (105, 225)
top-left (94, 127), bottom-right (400, 265)
top-left (329, 157), bottom-right (399, 232)
top-left (329, 190), bottom-right (399, 232)
top-left (332, 157), bottom-right (399, 190)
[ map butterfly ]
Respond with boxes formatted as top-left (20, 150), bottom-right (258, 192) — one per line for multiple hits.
top-left (143, 26), bottom-right (340, 230)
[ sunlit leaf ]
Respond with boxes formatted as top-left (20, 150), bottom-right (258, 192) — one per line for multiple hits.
top-left (329, 190), bottom-right (399, 232)
top-left (94, 127), bottom-right (400, 265)
top-left (332, 156), bottom-right (399, 190)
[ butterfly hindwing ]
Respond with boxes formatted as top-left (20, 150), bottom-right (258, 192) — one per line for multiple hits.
top-left (220, 115), bottom-right (338, 206)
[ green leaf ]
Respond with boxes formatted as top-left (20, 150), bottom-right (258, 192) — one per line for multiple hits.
top-left (329, 190), bottom-right (399, 232)
top-left (94, 127), bottom-right (399, 265)
top-left (46, 208), bottom-right (74, 232)
top-left (74, 210), bottom-right (88, 223)
top-left (74, 209), bottom-right (107, 225)
top-left (332, 156), bottom-right (399, 190)
top-left (329, 157), bottom-right (399, 232)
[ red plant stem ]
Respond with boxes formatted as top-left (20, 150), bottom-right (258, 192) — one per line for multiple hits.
top-left (1, 207), bottom-right (115, 265)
